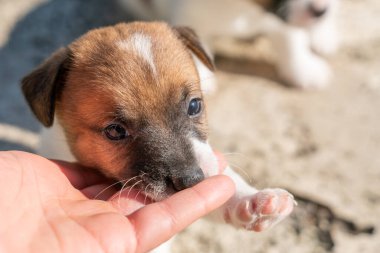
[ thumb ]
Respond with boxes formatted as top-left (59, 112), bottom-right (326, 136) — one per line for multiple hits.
top-left (127, 175), bottom-right (235, 253)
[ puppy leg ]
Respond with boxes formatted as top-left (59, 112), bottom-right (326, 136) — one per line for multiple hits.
top-left (213, 167), bottom-right (295, 232)
top-left (271, 27), bottom-right (331, 89)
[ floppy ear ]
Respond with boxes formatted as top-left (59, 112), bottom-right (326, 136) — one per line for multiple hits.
top-left (21, 47), bottom-right (71, 127)
top-left (173, 26), bottom-right (215, 71)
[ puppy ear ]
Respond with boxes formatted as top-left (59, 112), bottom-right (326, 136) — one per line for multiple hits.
top-left (173, 26), bottom-right (215, 71)
top-left (21, 47), bottom-right (71, 127)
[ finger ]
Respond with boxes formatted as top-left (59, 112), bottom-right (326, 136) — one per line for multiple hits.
top-left (128, 175), bottom-right (235, 253)
top-left (108, 187), bottom-right (153, 216)
top-left (51, 160), bottom-right (110, 189)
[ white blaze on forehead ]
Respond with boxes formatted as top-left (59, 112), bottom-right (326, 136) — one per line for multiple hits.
top-left (118, 33), bottom-right (157, 74)
top-left (191, 138), bottom-right (219, 177)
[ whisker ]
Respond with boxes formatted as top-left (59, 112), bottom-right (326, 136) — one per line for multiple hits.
top-left (135, 188), bottom-right (143, 201)
top-left (93, 179), bottom-right (128, 200)
top-left (153, 186), bottom-right (160, 202)
top-left (118, 179), bottom-right (143, 210)
top-left (110, 175), bottom-right (141, 202)
top-left (228, 161), bottom-right (254, 185)
top-left (217, 152), bottom-right (254, 183)
top-left (143, 184), bottom-right (152, 205)
top-left (126, 180), bottom-right (143, 199)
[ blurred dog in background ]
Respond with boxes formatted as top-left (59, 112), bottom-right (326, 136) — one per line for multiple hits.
top-left (119, 0), bottom-right (339, 89)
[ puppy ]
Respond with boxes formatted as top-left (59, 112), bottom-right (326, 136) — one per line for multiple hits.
top-left (119, 0), bottom-right (339, 89)
top-left (21, 22), bottom-right (294, 252)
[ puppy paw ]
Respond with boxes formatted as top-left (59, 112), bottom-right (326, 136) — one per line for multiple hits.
top-left (225, 189), bottom-right (295, 232)
top-left (279, 55), bottom-right (331, 89)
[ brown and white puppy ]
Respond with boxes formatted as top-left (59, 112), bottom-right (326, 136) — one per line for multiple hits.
top-left (22, 22), bottom-right (294, 252)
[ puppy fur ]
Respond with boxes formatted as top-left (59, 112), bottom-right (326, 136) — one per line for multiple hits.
top-left (23, 22), bottom-right (217, 199)
top-left (119, 0), bottom-right (339, 89)
top-left (22, 22), bottom-right (294, 253)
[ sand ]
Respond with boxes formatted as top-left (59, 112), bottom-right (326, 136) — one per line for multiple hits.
top-left (0, 0), bottom-right (379, 252)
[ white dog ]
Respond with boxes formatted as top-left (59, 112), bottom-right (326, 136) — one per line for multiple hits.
top-left (119, 0), bottom-right (339, 89)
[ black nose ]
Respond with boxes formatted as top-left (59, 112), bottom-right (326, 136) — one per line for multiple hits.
top-left (308, 3), bottom-right (328, 18)
top-left (171, 168), bottom-right (205, 191)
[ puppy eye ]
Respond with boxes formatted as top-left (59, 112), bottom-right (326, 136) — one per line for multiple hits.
top-left (104, 124), bottom-right (128, 141)
top-left (188, 98), bottom-right (202, 117)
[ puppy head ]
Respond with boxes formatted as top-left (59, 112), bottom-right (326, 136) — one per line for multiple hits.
top-left (22, 22), bottom-right (218, 200)
top-left (258, 0), bottom-right (336, 27)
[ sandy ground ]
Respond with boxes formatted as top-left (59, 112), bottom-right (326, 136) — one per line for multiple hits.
top-left (0, 0), bottom-right (379, 252)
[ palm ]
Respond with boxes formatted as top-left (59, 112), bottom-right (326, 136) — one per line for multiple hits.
top-left (1, 152), bottom-right (135, 253)
top-left (0, 151), bottom-right (234, 253)
top-left (32, 200), bottom-right (134, 253)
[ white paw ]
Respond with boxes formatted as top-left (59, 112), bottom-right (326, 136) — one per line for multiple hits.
top-left (224, 188), bottom-right (295, 232)
top-left (279, 55), bottom-right (331, 89)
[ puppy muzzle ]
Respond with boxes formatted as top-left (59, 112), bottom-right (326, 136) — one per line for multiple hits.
top-left (169, 167), bottom-right (205, 191)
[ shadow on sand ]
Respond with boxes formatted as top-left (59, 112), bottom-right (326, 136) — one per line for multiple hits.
top-left (0, 0), bottom-right (137, 151)
top-left (0, 0), bottom-right (134, 133)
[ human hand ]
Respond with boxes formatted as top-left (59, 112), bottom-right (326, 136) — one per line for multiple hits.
top-left (0, 151), bottom-right (235, 253)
